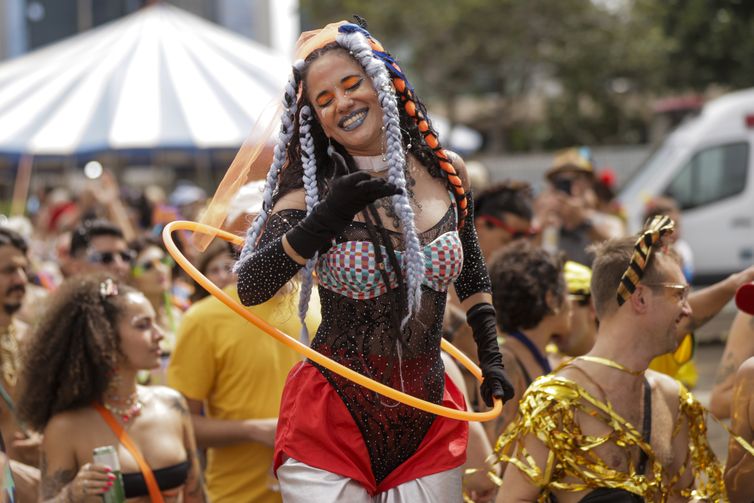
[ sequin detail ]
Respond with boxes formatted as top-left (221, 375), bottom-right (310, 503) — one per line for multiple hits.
top-left (493, 374), bottom-right (726, 502)
top-left (316, 231), bottom-right (463, 299)
top-left (236, 194), bottom-right (494, 484)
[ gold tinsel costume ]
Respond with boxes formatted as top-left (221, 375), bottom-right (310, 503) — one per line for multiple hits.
top-left (493, 373), bottom-right (726, 502)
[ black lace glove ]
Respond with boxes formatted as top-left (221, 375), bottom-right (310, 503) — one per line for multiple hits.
top-left (466, 302), bottom-right (515, 407)
top-left (286, 171), bottom-right (400, 259)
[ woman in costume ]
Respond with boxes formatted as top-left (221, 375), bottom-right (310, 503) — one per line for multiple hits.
top-left (17, 275), bottom-right (206, 502)
top-left (228, 20), bottom-right (513, 500)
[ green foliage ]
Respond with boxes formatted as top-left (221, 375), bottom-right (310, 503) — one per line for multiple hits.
top-left (299, 0), bottom-right (754, 151)
top-left (642, 0), bottom-right (754, 91)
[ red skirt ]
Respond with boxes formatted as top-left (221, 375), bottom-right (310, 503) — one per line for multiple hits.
top-left (273, 361), bottom-right (469, 495)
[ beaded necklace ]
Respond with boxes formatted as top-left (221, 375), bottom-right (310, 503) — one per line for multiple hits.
top-left (0, 324), bottom-right (20, 387)
top-left (103, 390), bottom-right (143, 423)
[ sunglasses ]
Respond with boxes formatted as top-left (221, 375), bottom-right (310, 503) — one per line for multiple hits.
top-left (133, 256), bottom-right (175, 276)
top-left (86, 250), bottom-right (135, 265)
top-left (643, 282), bottom-right (690, 303)
top-left (478, 215), bottom-right (538, 239)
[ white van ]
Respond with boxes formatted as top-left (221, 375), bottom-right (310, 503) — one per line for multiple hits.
top-left (619, 88), bottom-right (754, 284)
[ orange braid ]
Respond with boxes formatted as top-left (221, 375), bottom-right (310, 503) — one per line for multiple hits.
top-left (362, 36), bottom-right (468, 228)
top-left (393, 76), bottom-right (468, 227)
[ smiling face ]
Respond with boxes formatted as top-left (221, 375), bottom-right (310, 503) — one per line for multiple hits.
top-left (646, 254), bottom-right (693, 354)
top-left (116, 292), bottom-right (164, 371)
top-left (305, 50), bottom-right (384, 156)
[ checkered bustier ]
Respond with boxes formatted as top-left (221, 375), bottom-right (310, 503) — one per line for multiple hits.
top-left (316, 231), bottom-right (463, 300)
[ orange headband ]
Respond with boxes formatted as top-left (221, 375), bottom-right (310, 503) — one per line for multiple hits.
top-left (194, 21), bottom-right (351, 251)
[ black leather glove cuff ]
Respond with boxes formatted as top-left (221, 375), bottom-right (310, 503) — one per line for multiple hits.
top-left (467, 302), bottom-right (514, 405)
top-left (466, 303), bottom-right (502, 367)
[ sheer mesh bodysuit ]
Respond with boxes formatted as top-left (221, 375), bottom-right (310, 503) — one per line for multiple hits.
top-left (254, 205), bottom-right (456, 483)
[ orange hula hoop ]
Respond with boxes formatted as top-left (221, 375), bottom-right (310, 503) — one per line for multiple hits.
top-left (163, 220), bottom-right (503, 422)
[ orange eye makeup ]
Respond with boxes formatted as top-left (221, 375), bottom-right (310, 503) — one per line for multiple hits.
top-left (316, 92), bottom-right (334, 107)
top-left (343, 76), bottom-right (361, 89)
top-left (313, 74), bottom-right (364, 108)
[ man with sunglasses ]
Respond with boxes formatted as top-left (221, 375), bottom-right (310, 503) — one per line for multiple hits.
top-left (474, 181), bottom-right (536, 262)
top-left (496, 231), bottom-right (726, 502)
top-left (67, 219), bottom-right (132, 280)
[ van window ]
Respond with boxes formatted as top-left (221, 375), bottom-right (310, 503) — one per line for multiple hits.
top-left (665, 142), bottom-right (749, 210)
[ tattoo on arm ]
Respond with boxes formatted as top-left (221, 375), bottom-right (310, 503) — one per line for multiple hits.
top-left (169, 395), bottom-right (189, 416)
top-left (40, 464), bottom-right (77, 499)
top-left (184, 449), bottom-right (208, 502)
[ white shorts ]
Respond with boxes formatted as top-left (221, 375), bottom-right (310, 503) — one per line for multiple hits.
top-left (277, 457), bottom-right (463, 503)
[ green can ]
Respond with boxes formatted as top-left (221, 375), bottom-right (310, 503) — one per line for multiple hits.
top-left (92, 445), bottom-right (126, 503)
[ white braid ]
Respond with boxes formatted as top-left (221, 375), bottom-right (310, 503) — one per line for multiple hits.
top-left (296, 105), bottom-right (320, 344)
top-left (337, 30), bottom-right (425, 326)
top-left (234, 61), bottom-right (305, 272)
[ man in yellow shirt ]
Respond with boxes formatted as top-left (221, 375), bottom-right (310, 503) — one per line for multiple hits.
top-left (168, 283), bottom-right (320, 502)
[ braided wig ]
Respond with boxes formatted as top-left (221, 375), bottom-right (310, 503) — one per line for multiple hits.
top-left (235, 24), bottom-right (469, 338)
top-left (17, 275), bottom-right (138, 431)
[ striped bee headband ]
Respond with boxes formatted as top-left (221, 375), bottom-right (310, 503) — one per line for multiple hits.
top-left (616, 215), bottom-right (675, 306)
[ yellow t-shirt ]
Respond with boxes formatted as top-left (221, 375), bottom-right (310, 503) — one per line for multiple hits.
top-left (168, 285), bottom-right (320, 503)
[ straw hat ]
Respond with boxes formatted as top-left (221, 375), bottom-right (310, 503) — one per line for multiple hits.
top-left (546, 147), bottom-right (595, 180)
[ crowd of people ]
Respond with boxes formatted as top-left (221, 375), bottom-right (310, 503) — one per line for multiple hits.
top-left (0, 18), bottom-right (753, 503)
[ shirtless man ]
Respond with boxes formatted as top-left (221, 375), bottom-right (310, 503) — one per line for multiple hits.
top-left (0, 228), bottom-right (40, 500)
top-left (496, 227), bottom-right (724, 502)
top-left (724, 356), bottom-right (754, 502)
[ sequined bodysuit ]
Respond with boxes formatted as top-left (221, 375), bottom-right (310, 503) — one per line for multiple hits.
top-left (237, 193), bottom-right (490, 492)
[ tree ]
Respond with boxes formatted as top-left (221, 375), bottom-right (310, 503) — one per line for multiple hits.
top-left (643, 0), bottom-right (754, 92)
top-left (299, 0), bottom-right (670, 151)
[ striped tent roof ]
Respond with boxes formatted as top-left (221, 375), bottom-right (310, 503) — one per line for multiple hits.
top-left (0, 3), bottom-right (290, 156)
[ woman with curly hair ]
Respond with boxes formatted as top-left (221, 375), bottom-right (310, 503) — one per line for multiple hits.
top-left (210, 19), bottom-right (513, 500)
top-left (486, 241), bottom-right (571, 443)
top-left (17, 274), bottom-right (206, 502)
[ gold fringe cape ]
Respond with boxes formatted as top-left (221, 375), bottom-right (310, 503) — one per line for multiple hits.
top-left (492, 374), bottom-right (726, 502)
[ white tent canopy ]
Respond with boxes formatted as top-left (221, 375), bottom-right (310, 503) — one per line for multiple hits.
top-left (0, 3), bottom-right (291, 156)
top-left (0, 4), bottom-right (481, 158)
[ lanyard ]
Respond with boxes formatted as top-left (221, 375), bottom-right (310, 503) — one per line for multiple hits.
top-left (92, 403), bottom-right (165, 503)
top-left (508, 331), bottom-right (552, 374)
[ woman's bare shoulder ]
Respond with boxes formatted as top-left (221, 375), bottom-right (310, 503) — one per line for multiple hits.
top-left (44, 407), bottom-right (97, 438)
top-left (271, 188), bottom-right (306, 213)
top-left (145, 385), bottom-right (189, 414)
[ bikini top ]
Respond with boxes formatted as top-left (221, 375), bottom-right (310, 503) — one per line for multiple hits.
top-left (122, 459), bottom-right (190, 499)
top-left (316, 226), bottom-right (463, 300)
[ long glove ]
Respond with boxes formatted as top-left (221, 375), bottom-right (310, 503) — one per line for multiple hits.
top-left (466, 302), bottom-right (515, 407)
top-left (286, 171), bottom-right (401, 259)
